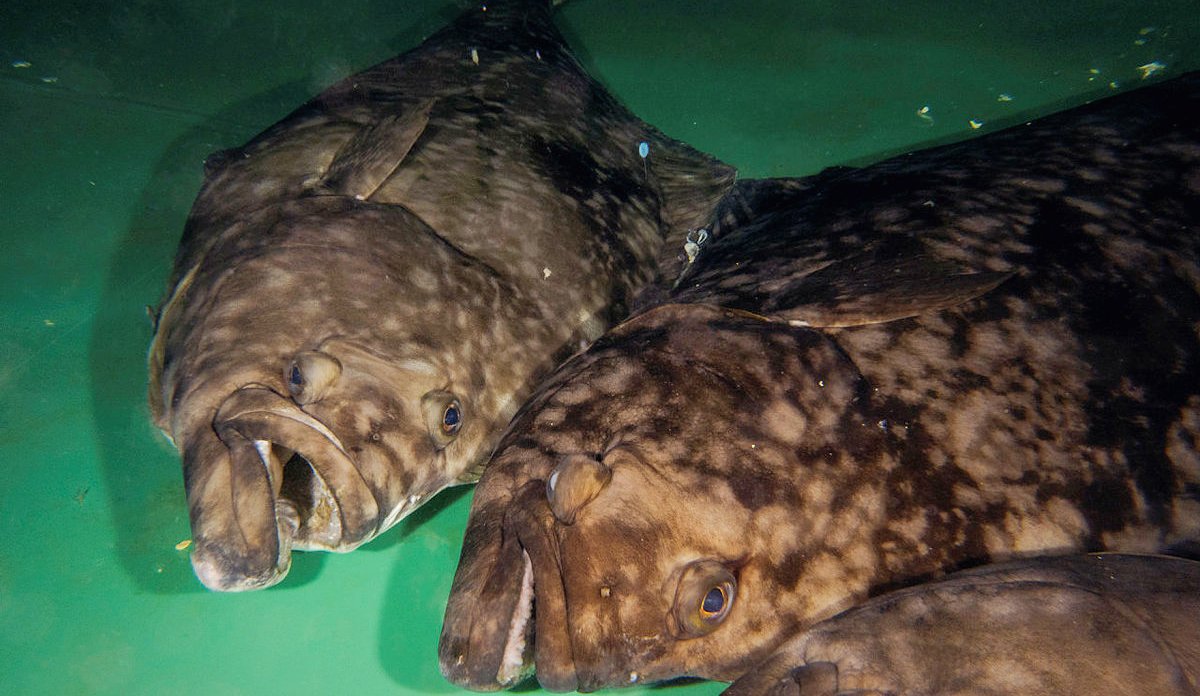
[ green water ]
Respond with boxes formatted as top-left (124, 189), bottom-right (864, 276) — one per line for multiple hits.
top-left (0, 0), bottom-right (1196, 693)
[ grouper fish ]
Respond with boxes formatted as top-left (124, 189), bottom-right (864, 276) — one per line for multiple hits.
top-left (439, 71), bottom-right (1200, 691)
top-left (148, 0), bottom-right (734, 591)
top-left (723, 554), bottom-right (1200, 696)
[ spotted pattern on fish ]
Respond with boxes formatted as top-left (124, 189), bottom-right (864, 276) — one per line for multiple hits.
top-left (149, 0), bottom-right (734, 591)
top-left (440, 72), bottom-right (1200, 691)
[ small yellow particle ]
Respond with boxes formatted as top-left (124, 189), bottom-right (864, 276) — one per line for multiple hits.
top-left (471, 48), bottom-right (479, 65)
top-left (1089, 68), bottom-right (1101, 75)
top-left (997, 93), bottom-right (1013, 102)
top-left (542, 267), bottom-right (552, 279)
top-left (969, 119), bottom-right (984, 130)
top-left (599, 586), bottom-right (611, 598)
top-left (175, 539), bottom-right (192, 551)
top-left (12, 60), bottom-right (31, 68)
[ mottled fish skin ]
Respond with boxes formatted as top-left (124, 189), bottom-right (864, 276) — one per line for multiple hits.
top-left (439, 72), bottom-right (1200, 690)
top-left (148, 0), bottom-right (734, 591)
top-left (724, 554), bottom-right (1200, 696)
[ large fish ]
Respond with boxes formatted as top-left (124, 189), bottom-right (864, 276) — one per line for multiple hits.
top-left (439, 71), bottom-right (1200, 691)
top-left (148, 0), bottom-right (734, 591)
top-left (723, 554), bottom-right (1200, 696)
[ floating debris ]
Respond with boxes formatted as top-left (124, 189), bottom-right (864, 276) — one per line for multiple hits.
top-left (969, 119), bottom-right (984, 130)
top-left (1137, 61), bottom-right (1166, 79)
top-left (43, 319), bottom-right (55, 327)
top-left (471, 48), bottom-right (479, 65)
top-left (40, 76), bottom-right (58, 84)
top-left (542, 267), bottom-right (552, 279)
top-left (684, 228), bottom-right (709, 264)
top-left (997, 93), bottom-right (1013, 102)
top-left (916, 105), bottom-right (934, 126)
top-left (1110, 81), bottom-right (1120, 90)
top-left (175, 539), bottom-right (193, 551)
top-left (11, 60), bottom-right (31, 68)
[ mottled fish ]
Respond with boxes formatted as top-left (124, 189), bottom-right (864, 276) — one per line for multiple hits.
top-left (724, 554), bottom-right (1200, 696)
top-left (439, 72), bottom-right (1200, 690)
top-left (148, 0), bottom-right (734, 591)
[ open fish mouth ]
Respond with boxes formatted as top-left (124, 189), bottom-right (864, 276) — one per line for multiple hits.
top-left (441, 480), bottom-right (578, 692)
top-left (187, 386), bottom-right (380, 591)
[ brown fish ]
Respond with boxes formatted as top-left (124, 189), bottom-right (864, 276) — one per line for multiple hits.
top-left (439, 72), bottom-right (1200, 690)
top-left (148, 0), bottom-right (734, 591)
top-left (724, 554), bottom-right (1200, 696)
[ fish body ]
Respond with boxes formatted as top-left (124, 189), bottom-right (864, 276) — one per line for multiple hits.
top-left (149, 0), bottom-right (733, 591)
top-left (440, 72), bottom-right (1200, 690)
top-left (724, 554), bottom-right (1200, 696)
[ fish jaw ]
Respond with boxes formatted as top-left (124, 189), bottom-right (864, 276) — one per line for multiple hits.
top-left (186, 386), bottom-right (380, 591)
top-left (441, 479), bottom-right (580, 692)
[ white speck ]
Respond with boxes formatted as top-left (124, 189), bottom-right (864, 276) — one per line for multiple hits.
top-left (629, 672), bottom-right (639, 684)
top-left (43, 319), bottom-right (55, 327)
top-left (916, 105), bottom-right (933, 126)
top-left (1137, 61), bottom-right (1166, 79)
top-left (599, 586), bottom-right (611, 598)
top-left (535, 49), bottom-right (542, 61)
top-left (878, 419), bottom-right (889, 431)
top-left (354, 193), bottom-right (365, 201)
top-left (40, 76), bottom-right (58, 84)
top-left (1109, 81), bottom-right (1120, 90)
top-left (471, 48), bottom-right (479, 65)
top-left (637, 141), bottom-right (649, 159)
top-left (997, 93), bottom-right (1013, 102)
top-left (969, 119), bottom-right (983, 130)
top-left (12, 60), bottom-right (31, 68)
top-left (817, 380), bottom-right (825, 388)
top-left (542, 267), bottom-right (552, 279)
top-left (750, 443), bottom-right (757, 449)
top-left (684, 228), bottom-right (708, 264)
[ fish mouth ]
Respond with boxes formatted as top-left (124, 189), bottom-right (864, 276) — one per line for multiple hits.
top-left (187, 386), bottom-right (380, 591)
top-left (441, 480), bottom-right (578, 692)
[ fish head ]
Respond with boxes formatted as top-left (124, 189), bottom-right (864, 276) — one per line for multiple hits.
top-left (441, 303), bottom-right (890, 690)
top-left (152, 200), bottom-right (540, 591)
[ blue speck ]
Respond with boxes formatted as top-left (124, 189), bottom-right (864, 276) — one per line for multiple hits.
top-left (638, 141), bottom-right (649, 159)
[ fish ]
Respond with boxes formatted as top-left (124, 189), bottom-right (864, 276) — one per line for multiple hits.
top-left (147, 0), bottom-right (735, 591)
top-left (723, 553), bottom-right (1200, 696)
top-left (439, 71), bottom-right (1200, 691)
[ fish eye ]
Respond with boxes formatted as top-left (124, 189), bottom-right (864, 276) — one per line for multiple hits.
top-left (671, 560), bottom-right (737, 639)
top-left (700, 585), bottom-right (728, 618)
top-left (442, 401), bottom-right (462, 435)
top-left (422, 390), bottom-right (464, 448)
top-left (286, 351), bottom-right (342, 405)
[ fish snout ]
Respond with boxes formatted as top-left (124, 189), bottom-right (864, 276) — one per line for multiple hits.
top-left (185, 387), bottom-right (380, 591)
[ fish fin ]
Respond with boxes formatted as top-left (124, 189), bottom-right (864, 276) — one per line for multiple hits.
top-left (315, 98), bottom-right (435, 200)
top-left (646, 133), bottom-right (737, 281)
top-left (688, 235), bottom-right (1011, 328)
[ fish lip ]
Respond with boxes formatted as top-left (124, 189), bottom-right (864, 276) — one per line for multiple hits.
top-left (440, 480), bottom-right (579, 692)
top-left (191, 386), bottom-right (379, 591)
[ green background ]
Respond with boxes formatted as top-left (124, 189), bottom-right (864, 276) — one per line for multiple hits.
top-left (1, 0), bottom-right (1196, 693)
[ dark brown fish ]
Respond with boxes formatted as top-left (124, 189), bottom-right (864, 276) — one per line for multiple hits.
top-left (724, 554), bottom-right (1200, 696)
top-left (148, 0), bottom-right (734, 591)
top-left (439, 72), bottom-right (1200, 690)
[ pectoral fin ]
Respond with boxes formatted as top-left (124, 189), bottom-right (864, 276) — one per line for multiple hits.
top-left (691, 234), bottom-right (1012, 328)
top-left (316, 98), bottom-right (435, 200)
